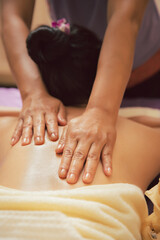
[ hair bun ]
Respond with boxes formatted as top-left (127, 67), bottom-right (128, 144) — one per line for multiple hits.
top-left (26, 25), bottom-right (70, 64)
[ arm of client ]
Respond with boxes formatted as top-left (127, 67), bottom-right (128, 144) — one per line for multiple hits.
top-left (1, 0), bottom-right (67, 146)
top-left (57, 0), bottom-right (149, 184)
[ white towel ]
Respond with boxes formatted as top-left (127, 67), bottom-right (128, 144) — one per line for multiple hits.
top-left (0, 183), bottom-right (148, 240)
top-left (142, 180), bottom-right (160, 240)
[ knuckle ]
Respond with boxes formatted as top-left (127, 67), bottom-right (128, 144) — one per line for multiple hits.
top-left (13, 132), bottom-right (19, 138)
top-left (85, 131), bottom-right (92, 139)
top-left (107, 148), bottom-right (112, 155)
top-left (87, 152), bottom-right (98, 162)
top-left (24, 110), bottom-right (32, 117)
top-left (69, 119), bottom-right (76, 125)
top-left (102, 155), bottom-right (111, 164)
top-left (64, 147), bottom-right (73, 158)
top-left (86, 166), bottom-right (96, 174)
top-left (15, 125), bottom-right (22, 132)
top-left (84, 131), bottom-right (94, 140)
top-left (106, 144), bottom-right (112, 153)
top-left (101, 132), bottom-right (107, 141)
top-left (34, 119), bottom-right (43, 126)
top-left (68, 168), bottom-right (79, 175)
top-left (23, 122), bottom-right (32, 129)
top-left (60, 164), bottom-right (69, 171)
top-left (69, 130), bottom-right (77, 139)
top-left (14, 127), bottom-right (22, 134)
top-left (96, 132), bottom-right (104, 142)
top-left (102, 151), bottom-right (110, 158)
top-left (73, 150), bottom-right (85, 161)
top-left (17, 119), bottom-right (23, 127)
top-left (59, 137), bottom-right (65, 145)
top-left (103, 157), bottom-right (111, 166)
top-left (86, 129), bottom-right (99, 139)
top-left (46, 120), bottom-right (55, 126)
top-left (102, 148), bottom-right (112, 159)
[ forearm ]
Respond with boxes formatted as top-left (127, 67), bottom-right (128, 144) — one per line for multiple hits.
top-left (1, 11), bottom-right (47, 100)
top-left (88, 13), bottom-right (142, 119)
top-left (128, 48), bottom-right (160, 88)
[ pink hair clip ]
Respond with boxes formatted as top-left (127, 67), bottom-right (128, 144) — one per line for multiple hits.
top-left (51, 18), bottom-right (70, 34)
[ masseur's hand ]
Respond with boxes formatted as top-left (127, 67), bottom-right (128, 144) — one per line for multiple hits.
top-left (56, 107), bottom-right (116, 184)
top-left (11, 92), bottom-right (67, 146)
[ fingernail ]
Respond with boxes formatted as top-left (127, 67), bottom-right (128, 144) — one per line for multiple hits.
top-left (56, 144), bottom-right (64, 154)
top-left (11, 137), bottom-right (15, 145)
top-left (67, 173), bottom-right (76, 183)
top-left (59, 117), bottom-right (66, 124)
top-left (36, 136), bottom-right (41, 142)
top-left (22, 137), bottom-right (29, 144)
top-left (84, 173), bottom-right (92, 183)
top-left (51, 133), bottom-right (57, 140)
top-left (59, 168), bottom-right (67, 178)
top-left (57, 144), bottom-right (64, 150)
top-left (35, 136), bottom-right (44, 145)
top-left (105, 167), bottom-right (112, 176)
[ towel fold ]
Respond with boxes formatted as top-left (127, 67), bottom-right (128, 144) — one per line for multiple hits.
top-left (0, 183), bottom-right (147, 240)
top-left (142, 180), bottom-right (160, 240)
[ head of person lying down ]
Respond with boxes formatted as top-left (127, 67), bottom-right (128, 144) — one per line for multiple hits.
top-left (26, 24), bottom-right (101, 106)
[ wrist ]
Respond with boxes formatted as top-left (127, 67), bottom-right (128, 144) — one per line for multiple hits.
top-left (87, 99), bottom-right (118, 120)
top-left (86, 105), bottom-right (118, 123)
top-left (21, 78), bottom-right (48, 101)
top-left (22, 88), bottom-right (48, 101)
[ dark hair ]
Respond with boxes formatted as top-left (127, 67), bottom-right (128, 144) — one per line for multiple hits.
top-left (26, 24), bottom-right (101, 106)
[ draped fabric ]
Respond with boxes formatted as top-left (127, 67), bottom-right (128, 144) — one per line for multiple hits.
top-left (0, 183), bottom-right (147, 240)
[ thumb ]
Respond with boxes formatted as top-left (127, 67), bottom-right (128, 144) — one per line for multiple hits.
top-left (55, 126), bottom-right (67, 154)
top-left (58, 104), bottom-right (67, 126)
top-left (102, 131), bottom-right (116, 176)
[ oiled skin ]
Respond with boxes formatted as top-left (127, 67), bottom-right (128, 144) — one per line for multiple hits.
top-left (0, 107), bottom-right (159, 192)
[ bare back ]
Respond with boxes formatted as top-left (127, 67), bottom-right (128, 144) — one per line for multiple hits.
top-left (0, 107), bottom-right (160, 192)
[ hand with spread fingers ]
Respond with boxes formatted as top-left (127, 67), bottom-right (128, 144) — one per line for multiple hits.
top-left (56, 107), bottom-right (116, 184)
top-left (11, 92), bottom-right (67, 146)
